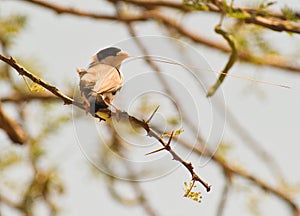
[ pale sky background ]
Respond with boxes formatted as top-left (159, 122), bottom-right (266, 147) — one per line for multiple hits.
top-left (1, 0), bottom-right (300, 216)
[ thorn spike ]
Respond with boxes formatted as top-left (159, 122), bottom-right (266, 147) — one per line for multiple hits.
top-left (167, 131), bottom-right (174, 146)
top-left (145, 147), bottom-right (166, 155)
top-left (146, 105), bottom-right (160, 123)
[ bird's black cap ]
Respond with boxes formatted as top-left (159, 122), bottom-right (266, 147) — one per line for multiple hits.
top-left (96, 47), bottom-right (121, 61)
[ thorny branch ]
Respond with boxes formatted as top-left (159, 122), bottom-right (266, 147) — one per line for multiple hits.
top-left (126, 111), bottom-right (212, 192)
top-left (126, 22), bottom-right (208, 154)
top-left (0, 53), bottom-right (211, 192)
top-left (1, 52), bottom-right (299, 214)
top-left (2, 0), bottom-right (300, 214)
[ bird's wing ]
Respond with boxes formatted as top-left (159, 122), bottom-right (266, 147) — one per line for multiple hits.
top-left (82, 64), bottom-right (114, 83)
top-left (92, 66), bottom-right (123, 94)
top-left (79, 79), bottom-right (95, 91)
top-left (81, 64), bottom-right (123, 95)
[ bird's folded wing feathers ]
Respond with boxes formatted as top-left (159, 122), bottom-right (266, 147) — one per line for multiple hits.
top-left (81, 64), bottom-right (123, 94)
top-left (92, 68), bottom-right (123, 94)
top-left (79, 80), bottom-right (95, 91)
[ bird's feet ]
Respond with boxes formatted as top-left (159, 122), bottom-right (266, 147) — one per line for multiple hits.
top-left (103, 98), bottom-right (121, 121)
top-left (84, 103), bottom-right (90, 115)
top-left (81, 95), bottom-right (91, 115)
top-left (114, 108), bottom-right (121, 121)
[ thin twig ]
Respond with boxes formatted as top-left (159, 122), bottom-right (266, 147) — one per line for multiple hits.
top-left (224, 108), bottom-right (285, 180)
top-left (216, 180), bottom-right (230, 216)
top-left (207, 24), bottom-right (237, 97)
top-left (216, 169), bottom-right (232, 216)
top-left (1, 93), bottom-right (60, 103)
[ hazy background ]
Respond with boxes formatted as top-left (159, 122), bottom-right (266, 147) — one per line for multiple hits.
top-left (1, 0), bottom-right (300, 215)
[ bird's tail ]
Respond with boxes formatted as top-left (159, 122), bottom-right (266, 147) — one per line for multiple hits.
top-left (88, 95), bottom-right (108, 114)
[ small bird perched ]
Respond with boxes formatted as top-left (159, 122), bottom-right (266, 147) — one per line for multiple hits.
top-left (77, 47), bottom-right (129, 115)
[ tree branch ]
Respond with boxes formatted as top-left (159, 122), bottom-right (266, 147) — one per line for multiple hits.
top-left (0, 101), bottom-right (28, 144)
top-left (190, 0), bottom-right (300, 33)
top-left (19, 0), bottom-right (148, 22)
top-left (216, 174), bottom-right (231, 216)
top-left (0, 193), bottom-right (22, 210)
top-left (17, 0), bottom-right (300, 74)
top-left (1, 93), bottom-right (60, 103)
top-left (0, 54), bottom-right (77, 107)
top-left (0, 53), bottom-right (211, 192)
top-left (109, 0), bottom-right (191, 11)
top-left (143, 11), bottom-right (300, 74)
top-left (207, 23), bottom-right (237, 97)
top-left (125, 112), bottom-right (211, 192)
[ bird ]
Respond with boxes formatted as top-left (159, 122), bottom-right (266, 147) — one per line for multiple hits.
top-left (76, 47), bottom-right (129, 116)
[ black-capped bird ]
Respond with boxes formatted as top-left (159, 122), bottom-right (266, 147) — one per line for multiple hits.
top-left (77, 47), bottom-right (129, 115)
